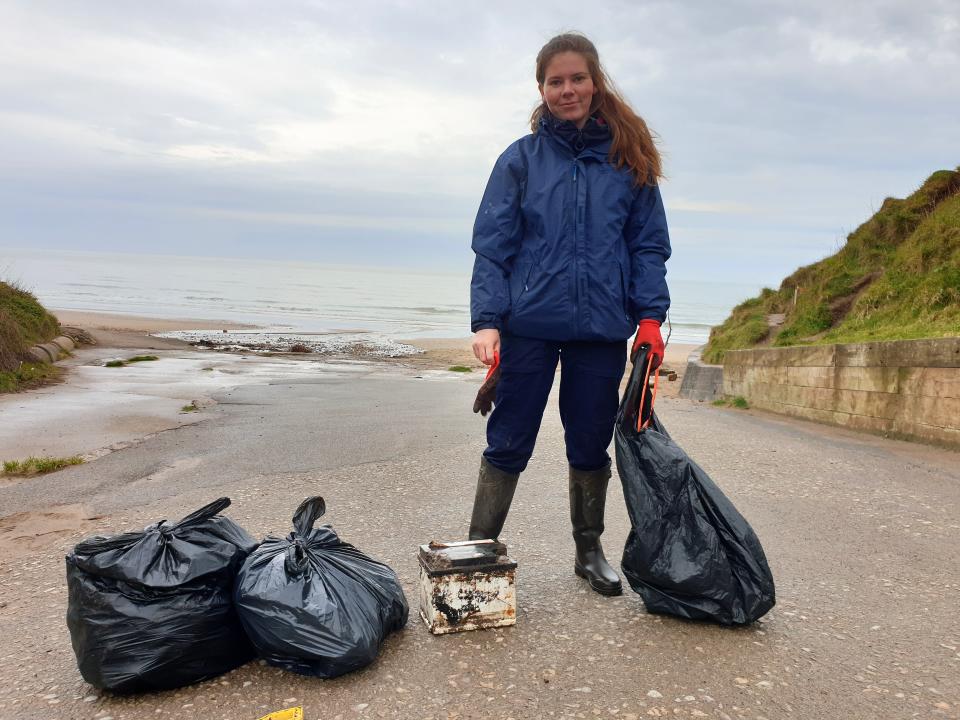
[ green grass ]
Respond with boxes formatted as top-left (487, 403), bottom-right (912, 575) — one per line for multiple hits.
top-left (712, 395), bottom-right (750, 409)
top-left (105, 355), bottom-right (160, 368)
top-left (0, 362), bottom-right (62, 393)
top-left (0, 280), bottom-right (60, 376)
top-left (448, 365), bottom-right (472, 372)
top-left (2, 455), bottom-right (84, 477)
top-left (703, 168), bottom-right (960, 363)
top-left (181, 403), bottom-right (198, 412)
top-left (701, 293), bottom-right (777, 364)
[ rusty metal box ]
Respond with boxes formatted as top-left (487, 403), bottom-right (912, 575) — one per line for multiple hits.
top-left (418, 539), bottom-right (517, 634)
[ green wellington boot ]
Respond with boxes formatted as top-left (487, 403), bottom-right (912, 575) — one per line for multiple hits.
top-left (468, 457), bottom-right (520, 541)
top-left (569, 462), bottom-right (623, 596)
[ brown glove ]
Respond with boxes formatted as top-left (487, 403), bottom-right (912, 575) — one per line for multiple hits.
top-left (473, 355), bottom-right (501, 417)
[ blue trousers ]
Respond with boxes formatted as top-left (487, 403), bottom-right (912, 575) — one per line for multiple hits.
top-left (483, 335), bottom-right (627, 474)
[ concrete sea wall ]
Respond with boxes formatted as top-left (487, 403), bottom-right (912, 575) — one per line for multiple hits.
top-left (678, 347), bottom-right (724, 402)
top-left (723, 337), bottom-right (960, 447)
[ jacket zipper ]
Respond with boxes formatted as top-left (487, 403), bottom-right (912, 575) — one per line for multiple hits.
top-left (572, 161), bottom-right (580, 334)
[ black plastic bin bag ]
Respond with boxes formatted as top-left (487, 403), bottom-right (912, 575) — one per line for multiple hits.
top-left (234, 496), bottom-right (408, 677)
top-left (65, 497), bottom-right (258, 693)
top-left (615, 348), bottom-right (776, 625)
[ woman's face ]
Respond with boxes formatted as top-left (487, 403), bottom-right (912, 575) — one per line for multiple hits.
top-left (539, 51), bottom-right (597, 129)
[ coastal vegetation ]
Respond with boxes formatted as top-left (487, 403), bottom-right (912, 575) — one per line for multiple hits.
top-left (2, 455), bottom-right (84, 477)
top-left (0, 280), bottom-right (61, 392)
top-left (703, 168), bottom-right (960, 363)
top-left (712, 395), bottom-right (750, 409)
top-left (105, 355), bottom-right (159, 367)
top-left (448, 365), bottom-right (472, 372)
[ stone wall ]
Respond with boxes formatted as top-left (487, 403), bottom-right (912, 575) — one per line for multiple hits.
top-left (723, 337), bottom-right (960, 447)
top-left (678, 347), bottom-right (724, 402)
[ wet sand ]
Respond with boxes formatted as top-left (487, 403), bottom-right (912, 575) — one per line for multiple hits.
top-left (53, 309), bottom-right (256, 350)
top-left (52, 310), bottom-right (697, 384)
top-left (1, 311), bottom-right (696, 465)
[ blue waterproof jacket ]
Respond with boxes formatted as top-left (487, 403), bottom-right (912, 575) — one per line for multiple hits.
top-left (471, 114), bottom-right (671, 342)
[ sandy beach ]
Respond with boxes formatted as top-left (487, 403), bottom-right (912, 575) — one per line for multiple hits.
top-left (53, 309), bottom-right (257, 350)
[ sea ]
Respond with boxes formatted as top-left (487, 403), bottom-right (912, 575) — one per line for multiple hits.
top-left (2, 247), bottom-right (762, 354)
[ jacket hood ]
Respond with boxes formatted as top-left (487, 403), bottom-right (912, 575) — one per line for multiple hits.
top-left (538, 112), bottom-right (611, 159)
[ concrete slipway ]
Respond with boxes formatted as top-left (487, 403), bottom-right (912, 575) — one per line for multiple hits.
top-left (0, 344), bottom-right (958, 719)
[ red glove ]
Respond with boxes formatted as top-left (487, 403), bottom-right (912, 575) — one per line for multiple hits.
top-left (631, 319), bottom-right (664, 369)
top-left (473, 365), bottom-right (500, 416)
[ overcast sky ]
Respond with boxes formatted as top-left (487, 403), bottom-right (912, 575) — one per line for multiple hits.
top-left (1, 0), bottom-right (957, 285)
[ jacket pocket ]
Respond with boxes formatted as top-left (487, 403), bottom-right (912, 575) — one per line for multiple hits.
top-left (514, 247), bottom-right (545, 310)
top-left (617, 259), bottom-right (632, 322)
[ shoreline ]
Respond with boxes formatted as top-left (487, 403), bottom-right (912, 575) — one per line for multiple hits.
top-left (0, 310), bottom-right (696, 461)
top-left (53, 309), bottom-right (257, 350)
top-left (53, 309), bottom-right (697, 377)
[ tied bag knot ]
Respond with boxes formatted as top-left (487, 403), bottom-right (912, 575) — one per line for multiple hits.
top-left (235, 495), bottom-right (409, 678)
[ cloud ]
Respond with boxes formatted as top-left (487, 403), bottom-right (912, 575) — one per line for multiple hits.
top-left (808, 32), bottom-right (909, 65)
top-left (0, 0), bottom-right (958, 287)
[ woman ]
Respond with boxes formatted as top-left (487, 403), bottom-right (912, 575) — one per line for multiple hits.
top-left (468, 33), bottom-right (671, 596)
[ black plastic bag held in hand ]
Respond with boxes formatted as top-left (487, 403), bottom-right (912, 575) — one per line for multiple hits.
top-left (615, 347), bottom-right (775, 625)
top-left (234, 497), bottom-right (408, 677)
top-left (65, 498), bottom-right (258, 693)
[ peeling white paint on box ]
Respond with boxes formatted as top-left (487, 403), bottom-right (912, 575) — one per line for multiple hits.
top-left (418, 540), bottom-right (517, 635)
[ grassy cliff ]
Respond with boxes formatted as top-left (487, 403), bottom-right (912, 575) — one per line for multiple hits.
top-left (0, 281), bottom-right (61, 391)
top-left (703, 168), bottom-right (960, 364)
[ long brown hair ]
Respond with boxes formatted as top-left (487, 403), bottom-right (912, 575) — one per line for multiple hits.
top-left (530, 33), bottom-right (663, 186)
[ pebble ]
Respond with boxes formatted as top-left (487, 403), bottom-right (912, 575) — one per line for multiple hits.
top-left (646, 690), bottom-right (663, 698)
top-left (83, 695), bottom-right (97, 703)
top-left (354, 703), bottom-right (369, 711)
top-left (572, 687), bottom-right (592, 693)
top-left (734, 678), bottom-right (750, 685)
top-left (283, 697), bottom-right (297, 703)
top-left (243, 681), bottom-right (253, 688)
